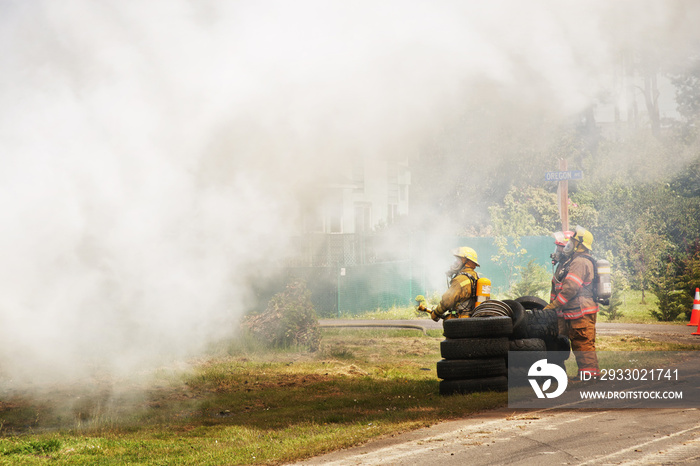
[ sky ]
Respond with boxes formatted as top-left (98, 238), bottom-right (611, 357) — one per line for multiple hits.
top-left (0, 0), bottom-right (699, 390)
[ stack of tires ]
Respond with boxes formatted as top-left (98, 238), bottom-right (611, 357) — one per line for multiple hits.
top-left (508, 296), bottom-right (570, 381)
top-left (437, 297), bottom-right (571, 395)
top-left (438, 302), bottom-right (512, 396)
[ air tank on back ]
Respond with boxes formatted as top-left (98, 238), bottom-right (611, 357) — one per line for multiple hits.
top-left (475, 277), bottom-right (491, 307)
top-left (596, 259), bottom-right (611, 305)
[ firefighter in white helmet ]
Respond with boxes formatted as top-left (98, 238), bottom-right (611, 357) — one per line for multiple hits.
top-left (428, 247), bottom-right (481, 321)
top-left (549, 230), bottom-right (575, 302)
top-left (544, 226), bottom-right (599, 379)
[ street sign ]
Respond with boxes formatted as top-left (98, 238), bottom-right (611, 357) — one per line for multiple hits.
top-left (545, 170), bottom-right (583, 181)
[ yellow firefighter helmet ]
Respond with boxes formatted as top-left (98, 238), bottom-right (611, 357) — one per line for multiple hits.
top-left (452, 247), bottom-right (479, 267)
top-left (573, 225), bottom-right (594, 251)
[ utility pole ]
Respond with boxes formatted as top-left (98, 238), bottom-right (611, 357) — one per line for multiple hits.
top-left (545, 160), bottom-right (582, 231)
top-left (558, 159), bottom-right (569, 231)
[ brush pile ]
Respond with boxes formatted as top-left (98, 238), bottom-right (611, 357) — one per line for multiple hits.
top-left (242, 280), bottom-right (321, 352)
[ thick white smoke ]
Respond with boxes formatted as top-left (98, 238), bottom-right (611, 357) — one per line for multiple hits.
top-left (0, 0), bottom-right (697, 389)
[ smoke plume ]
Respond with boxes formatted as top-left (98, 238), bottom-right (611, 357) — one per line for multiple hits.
top-left (0, 0), bottom-right (698, 389)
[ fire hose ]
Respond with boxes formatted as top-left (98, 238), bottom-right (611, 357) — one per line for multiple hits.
top-left (471, 299), bottom-right (513, 318)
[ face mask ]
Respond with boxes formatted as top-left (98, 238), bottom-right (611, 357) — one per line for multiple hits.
top-left (562, 240), bottom-right (574, 257)
top-left (447, 258), bottom-right (464, 275)
top-left (551, 246), bottom-right (564, 265)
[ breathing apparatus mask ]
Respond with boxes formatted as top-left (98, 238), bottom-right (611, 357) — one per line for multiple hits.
top-left (550, 245), bottom-right (565, 265)
top-left (446, 257), bottom-right (465, 277)
top-left (562, 238), bottom-right (576, 257)
top-left (551, 231), bottom-right (575, 265)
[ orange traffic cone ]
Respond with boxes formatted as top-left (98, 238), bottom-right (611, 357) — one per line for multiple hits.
top-left (688, 288), bottom-right (700, 327)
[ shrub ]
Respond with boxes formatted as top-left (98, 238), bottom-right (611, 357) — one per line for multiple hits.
top-left (650, 276), bottom-right (687, 322)
top-left (242, 280), bottom-right (320, 351)
top-left (507, 259), bottom-right (550, 300)
top-left (674, 246), bottom-right (700, 320)
top-left (600, 266), bottom-right (627, 321)
top-left (599, 291), bottom-right (624, 321)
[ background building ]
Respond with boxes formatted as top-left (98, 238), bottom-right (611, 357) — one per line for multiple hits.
top-left (303, 158), bottom-right (410, 236)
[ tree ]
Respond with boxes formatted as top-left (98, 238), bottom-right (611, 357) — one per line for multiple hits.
top-left (490, 235), bottom-right (528, 292)
top-left (650, 267), bottom-right (686, 322)
top-left (488, 187), bottom-right (559, 237)
top-left (638, 50), bottom-right (662, 138)
top-left (671, 243), bottom-right (700, 320)
top-left (648, 243), bottom-right (700, 322)
top-left (670, 55), bottom-right (700, 124)
top-left (487, 187), bottom-right (558, 293)
top-left (507, 259), bottom-right (550, 300)
top-left (568, 191), bottom-right (599, 230)
top-left (650, 282), bottom-right (686, 321)
top-left (410, 91), bottom-right (579, 233)
top-left (585, 177), bottom-right (699, 275)
top-left (623, 213), bottom-right (670, 303)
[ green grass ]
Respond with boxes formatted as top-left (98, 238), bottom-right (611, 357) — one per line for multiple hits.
top-left (598, 289), bottom-right (682, 324)
top-left (339, 305), bottom-right (426, 320)
top-left (2, 326), bottom-right (698, 465)
top-left (597, 335), bottom-right (700, 352)
top-left (0, 329), bottom-right (503, 465)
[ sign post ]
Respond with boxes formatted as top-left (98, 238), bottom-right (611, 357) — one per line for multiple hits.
top-left (559, 159), bottom-right (568, 231)
top-left (544, 162), bottom-right (583, 231)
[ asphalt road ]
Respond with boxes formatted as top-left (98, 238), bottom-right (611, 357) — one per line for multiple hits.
top-left (294, 407), bottom-right (700, 465)
top-left (301, 320), bottom-right (700, 465)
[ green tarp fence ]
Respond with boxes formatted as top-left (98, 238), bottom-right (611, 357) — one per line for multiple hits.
top-left (279, 235), bottom-right (553, 316)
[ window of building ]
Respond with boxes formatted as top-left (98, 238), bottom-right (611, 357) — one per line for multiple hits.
top-left (387, 204), bottom-right (398, 224)
top-left (354, 203), bottom-right (371, 232)
top-left (328, 190), bottom-right (343, 233)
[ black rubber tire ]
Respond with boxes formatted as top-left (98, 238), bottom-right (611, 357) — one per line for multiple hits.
top-left (436, 358), bottom-right (507, 380)
top-left (523, 309), bottom-right (558, 343)
top-left (509, 338), bottom-right (547, 352)
top-left (546, 335), bottom-right (571, 362)
top-left (443, 316), bottom-right (513, 339)
top-left (502, 300), bottom-right (526, 338)
top-left (545, 334), bottom-right (571, 352)
top-left (508, 338), bottom-right (548, 368)
top-left (515, 295), bottom-right (548, 310)
top-left (440, 337), bottom-right (509, 360)
top-left (439, 376), bottom-right (508, 395)
top-left (508, 366), bottom-right (532, 386)
top-left (558, 334), bottom-right (571, 353)
top-left (510, 308), bottom-right (530, 340)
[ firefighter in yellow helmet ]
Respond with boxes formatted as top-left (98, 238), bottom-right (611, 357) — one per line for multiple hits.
top-left (544, 226), bottom-right (599, 379)
top-left (429, 247), bottom-right (481, 321)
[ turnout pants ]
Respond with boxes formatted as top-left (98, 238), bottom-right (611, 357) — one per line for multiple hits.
top-left (558, 313), bottom-right (599, 375)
